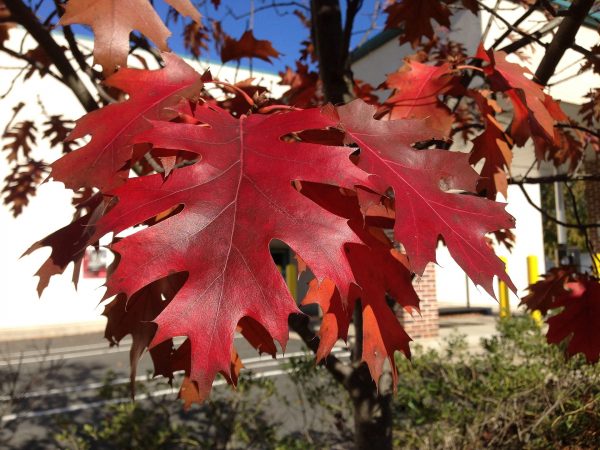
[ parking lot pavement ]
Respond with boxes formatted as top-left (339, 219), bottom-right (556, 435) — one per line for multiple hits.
top-left (0, 313), bottom-right (501, 446)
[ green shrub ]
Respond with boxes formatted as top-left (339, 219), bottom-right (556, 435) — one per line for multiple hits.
top-left (54, 317), bottom-right (600, 449)
top-left (392, 316), bottom-right (600, 449)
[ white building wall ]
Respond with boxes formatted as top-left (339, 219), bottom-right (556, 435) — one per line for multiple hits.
top-left (350, 1), bottom-right (600, 310)
top-left (0, 28), bottom-right (286, 334)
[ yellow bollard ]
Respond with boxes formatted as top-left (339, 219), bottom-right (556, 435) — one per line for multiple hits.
top-left (499, 256), bottom-right (510, 319)
top-left (594, 253), bottom-right (600, 276)
top-left (285, 264), bottom-right (298, 301)
top-left (527, 255), bottom-right (543, 327)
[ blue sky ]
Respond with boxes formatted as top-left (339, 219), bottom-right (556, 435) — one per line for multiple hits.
top-left (40, 0), bottom-right (386, 75)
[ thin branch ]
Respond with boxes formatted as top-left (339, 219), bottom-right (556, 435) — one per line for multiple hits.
top-left (288, 314), bottom-right (353, 387)
top-left (477, 0), bottom-right (549, 49)
top-left (4, 0), bottom-right (99, 112)
top-left (223, 1), bottom-right (309, 20)
top-left (356, 0), bottom-right (381, 47)
top-left (130, 33), bottom-right (164, 68)
top-left (514, 182), bottom-right (600, 229)
top-left (481, 0), bottom-right (502, 43)
top-left (1, 68), bottom-right (24, 99)
top-left (556, 123), bottom-right (600, 140)
top-left (491, 0), bottom-right (541, 49)
top-left (510, 173), bottom-right (600, 184)
top-left (0, 44), bottom-right (62, 81)
top-left (498, 17), bottom-right (561, 54)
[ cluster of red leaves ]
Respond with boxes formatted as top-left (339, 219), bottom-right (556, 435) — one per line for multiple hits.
top-left (16, 0), bottom-right (598, 405)
top-left (30, 54), bottom-right (515, 404)
top-left (377, 45), bottom-right (575, 200)
top-left (384, 0), bottom-right (478, 48)
top-left (1, 115), bottom-right (75, 216)
top-left (522, 268), bottom-right (600, 363)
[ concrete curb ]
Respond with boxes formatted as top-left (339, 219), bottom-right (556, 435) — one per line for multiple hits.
top-left (0, 319), bottom-right (106, 342)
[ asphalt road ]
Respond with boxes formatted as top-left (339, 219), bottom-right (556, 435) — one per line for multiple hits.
top-left (0, 329), bottom-right (351, 448)
top-left (0, 314), bottom-right (498, 448)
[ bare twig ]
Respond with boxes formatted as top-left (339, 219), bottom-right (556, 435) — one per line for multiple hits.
top-left (555, 123), bottom-right (600, 140)
top-left (514, 182), bottom-right (600, 229)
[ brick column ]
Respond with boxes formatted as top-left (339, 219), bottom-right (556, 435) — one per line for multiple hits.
top-left (398, 263), bottom-right (439, 338)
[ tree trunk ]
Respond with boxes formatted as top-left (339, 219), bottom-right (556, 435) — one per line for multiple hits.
top-left (310, 0), bottom-right (354, 104)
top-left (350, 365), bottom-right (394, 449)
top-left (309, 2), bottom-right (394, 448)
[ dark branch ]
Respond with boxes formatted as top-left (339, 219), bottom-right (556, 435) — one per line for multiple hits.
top-left (310, 0), bottom-right (354, 104)
top-left (556, 123), bottom-right (600, 140)
top-left (491, 0), bottom-right (540, 49)
top-left (510, 173), bottom-right (600, 184)
top-left (288, 313), bottom-right (353, 387)
top-left (515, 182), bottom-right (600, 229)
top-left (534, 0), bottom-right (597, 85)
top-left (3, 0), bottom-right (99, 112)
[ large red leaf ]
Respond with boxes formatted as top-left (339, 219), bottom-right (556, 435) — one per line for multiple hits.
top-left (91, 103), bottom-right (370, 398)
top-left (546, 276), bottom-right (600, 363)
top-left (336, 100), bottom-right (515, 296)
top-left (59, 0), bottom-right (201, 73)
top-left (51, 54), bottom-right (203, 191)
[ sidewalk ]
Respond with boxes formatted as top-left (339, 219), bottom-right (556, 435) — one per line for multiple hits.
top-left (0, 313), bottom-right (501, 348)
top-left (417, 314), bottom-right (499, 352)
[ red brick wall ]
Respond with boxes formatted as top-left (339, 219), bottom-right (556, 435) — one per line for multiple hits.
top-left (398, 263), bottom-right (439, 338)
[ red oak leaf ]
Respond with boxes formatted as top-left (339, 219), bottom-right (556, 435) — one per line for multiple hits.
top-left (2, 159), bottom-right (47, 217)
top-left (24, 193), bottom-right (105, 294)
top-left (300, 183), bottom-right (418, 386)
top-left (382, 61), bottom-right (458, 135)
top-left (59, 0), bottom-right (201, 73)
top-left (337, 100), bottom-right (515, 296)
top-left (547, 276), bottom-right (600, 363)
top-left (520, 266), bottom-right (576, 315)
top-left (90, 103), bottom-right (370, 399)
top-left (385, 0), bottom-right (451, 47)
top-left (220, 30), bottom-right (280, 64)
top-left (51, 54), bottom-right (203, 191)
top-left (279, 63), bottom-right (321, 108)
top-left (2, 120), bottom-right (36, 162)
top-left (477, 47), bottom-right (556, 146)
top-left (183, 21), bottom-right (209, 59)
top-left (103, 273), bottom-right (188, 390)
top-left (468, 90), bottom-right (513, 199)
top-left (581, 88), bottom-right (600, 126)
